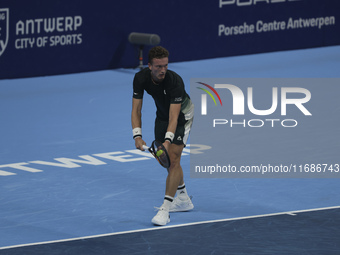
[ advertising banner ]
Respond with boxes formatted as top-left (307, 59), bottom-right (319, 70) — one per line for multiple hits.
top-left (0, 0), bottom-right (339, 79)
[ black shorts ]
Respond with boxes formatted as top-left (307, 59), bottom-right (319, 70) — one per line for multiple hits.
top-left (154, 117), bottom-right (193, 146)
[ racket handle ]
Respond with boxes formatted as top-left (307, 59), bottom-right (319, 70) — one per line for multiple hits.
top-left (142, 145), bottom-right (149, 150)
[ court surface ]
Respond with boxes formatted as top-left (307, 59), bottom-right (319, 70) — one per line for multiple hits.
top-left (1, 46), bottom-right (340, 254)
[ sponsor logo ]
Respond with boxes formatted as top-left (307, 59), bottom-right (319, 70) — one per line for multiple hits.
top-left (0, 8), bottom-right (9, 57)
top-left (219, 0), bottom-right (302, 8)
top-left (174, 97), bottom-right (183, 102)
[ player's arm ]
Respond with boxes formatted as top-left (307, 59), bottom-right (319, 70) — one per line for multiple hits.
top-left (131, 98), bottom-right (146, 150)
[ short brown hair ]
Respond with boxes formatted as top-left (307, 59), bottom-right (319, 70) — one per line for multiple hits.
top-left (148, 46), bottom-right (169, 64)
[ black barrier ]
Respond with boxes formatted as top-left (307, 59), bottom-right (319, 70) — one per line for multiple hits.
top-left (128, 33), bottom-right (160, 46)
top-left (128, 32), bottom-right (160, 69)
top-left (0, 0), bottom-right (339, 79)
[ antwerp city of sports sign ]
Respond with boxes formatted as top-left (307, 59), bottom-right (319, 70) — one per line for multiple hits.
top-left (0, 7), bottom-right (83, 57)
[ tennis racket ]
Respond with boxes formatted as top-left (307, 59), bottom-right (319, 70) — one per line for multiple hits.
top-left (144, 140), bottom-right (171, 168)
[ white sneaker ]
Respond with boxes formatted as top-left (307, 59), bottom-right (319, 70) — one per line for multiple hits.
top-left (151, 207), bottom-right (170, 226)
top-left (169, 196), bottom-right (194, 212)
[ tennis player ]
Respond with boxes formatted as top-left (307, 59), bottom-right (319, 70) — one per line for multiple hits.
top-left (131, 46), bottom-right (194, 226)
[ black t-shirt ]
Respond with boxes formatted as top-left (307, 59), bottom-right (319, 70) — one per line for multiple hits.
top-left (133, 68), bottom-right (190, 124)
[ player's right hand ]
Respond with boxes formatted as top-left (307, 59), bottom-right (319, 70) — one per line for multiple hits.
top-left (135, 137), bottom-right (146, 151)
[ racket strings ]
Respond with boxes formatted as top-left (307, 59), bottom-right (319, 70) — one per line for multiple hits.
top-left (150, 140), bottom-right (171, 168)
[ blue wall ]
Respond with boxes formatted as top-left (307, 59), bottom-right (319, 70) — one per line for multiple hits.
top-left (0, 0), bottom-right (339, 79)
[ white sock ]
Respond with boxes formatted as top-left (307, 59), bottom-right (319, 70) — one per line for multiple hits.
top-left (162, 195), bottom-right (173, 211)
top-left (177, 183), bottom-right (189, 199)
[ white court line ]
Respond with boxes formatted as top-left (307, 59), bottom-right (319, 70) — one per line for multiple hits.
top-left (1, 205), bottom-right (340, 250)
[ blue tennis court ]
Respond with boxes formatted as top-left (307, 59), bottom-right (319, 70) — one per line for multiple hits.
top-left (1, 46), bottom-right (340, 254)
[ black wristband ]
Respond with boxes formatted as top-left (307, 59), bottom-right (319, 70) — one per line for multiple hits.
top-left (133, 134), bottom-right (142, 139)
